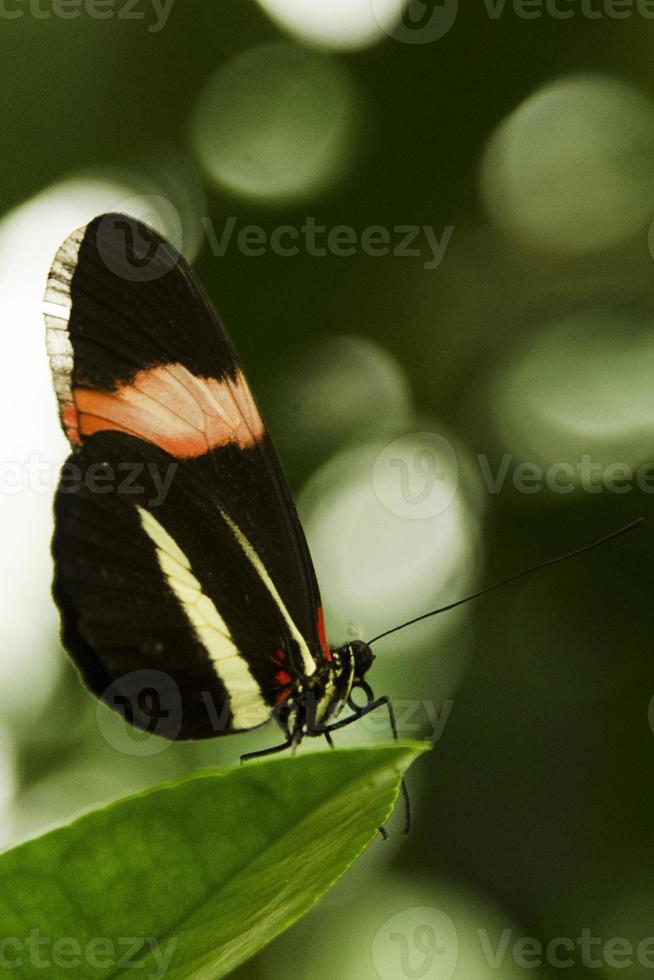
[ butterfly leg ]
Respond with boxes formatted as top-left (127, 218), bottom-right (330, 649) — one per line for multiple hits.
top-left (240, 737), bottom-right (293, 763)
top-left (240, 707), bottom-right (305, 763)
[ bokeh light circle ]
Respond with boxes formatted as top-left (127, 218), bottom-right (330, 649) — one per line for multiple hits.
top-left (372, 905), bottom-right (459, 980)
top-left (256, 0), bottom-right (405, 51)
top-left (298, 438), bottom-right (479, 653)
top-left (261, 874), bottom-right (527, 980)
top-left (372, 431), bottom-right (459, 520)
top-left (103, 192), bottom-right (183, 250)
top-left (490, 310), bottom-right (654, 479)
top-left (598, 879), bottom-right (654, 980)
top-left (190, 42), bottom-right (360, 204)
top-left (266, 335), bottom-right (413, 470)
top-left (480, 75), bottom-right (654, 254)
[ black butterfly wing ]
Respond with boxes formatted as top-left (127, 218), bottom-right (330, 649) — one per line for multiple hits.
top-left (53, 432), bottom-right (312, 737)
top-left (45, 213), bottom-right (332, 738)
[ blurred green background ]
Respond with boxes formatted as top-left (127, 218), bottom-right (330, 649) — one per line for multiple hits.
top-left (2, 2), bottom-right (654, 978)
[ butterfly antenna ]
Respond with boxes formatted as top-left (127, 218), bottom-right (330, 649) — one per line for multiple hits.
top-left (367, 517), bottom-right (644, 646)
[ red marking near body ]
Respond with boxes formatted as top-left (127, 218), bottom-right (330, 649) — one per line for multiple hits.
top-left (273, 662), bottom-right (292, 704)
top-left (316, 606), bottom-right (332, 662)
top-left (68, 362), bottom-right (264, 456)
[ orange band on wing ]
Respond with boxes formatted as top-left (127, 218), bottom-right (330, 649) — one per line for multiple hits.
top-left (65, 363), bottom-right (265, 457)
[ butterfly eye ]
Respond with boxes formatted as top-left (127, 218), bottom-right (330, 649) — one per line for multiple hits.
top-left (349, 640), bottom-right (374, 680)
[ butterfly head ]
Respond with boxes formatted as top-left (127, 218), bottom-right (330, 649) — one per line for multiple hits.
top-left (345, 639), bottom-right (375, 683)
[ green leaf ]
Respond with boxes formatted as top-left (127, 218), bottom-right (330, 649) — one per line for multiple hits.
top-left (0, 742), bottom-right (428, 979)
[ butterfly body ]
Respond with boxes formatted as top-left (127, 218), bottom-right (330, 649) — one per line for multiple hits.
top-left (44, 213), bottom-right (380, 752)
top-left (280, 638), bottom-right (375, 735)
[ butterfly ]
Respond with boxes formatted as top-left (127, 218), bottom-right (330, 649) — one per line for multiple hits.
top-left (43, 214), bottom-right (407, 778)
top-left (43, 214), bottom-right (642, 841)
